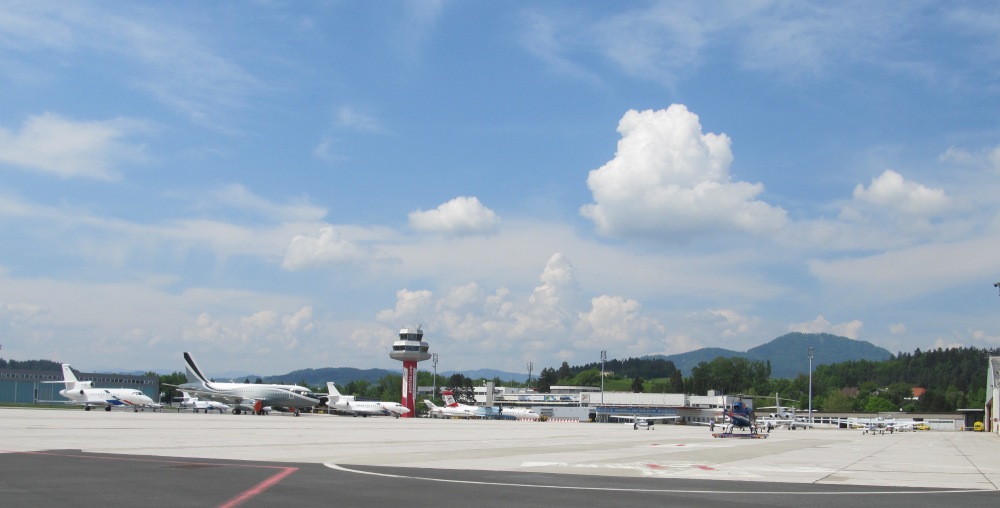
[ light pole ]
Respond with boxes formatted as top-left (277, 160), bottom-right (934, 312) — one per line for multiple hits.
top-left (601, 350), bottom-right (607, 405)
top-left (431, 353), bottom-right (439, 398)
top-left (808, 347), bottom-right (814, 424)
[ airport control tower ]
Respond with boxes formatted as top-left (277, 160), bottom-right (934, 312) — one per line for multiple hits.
top-left (389, 325), bottom-right (431, 417)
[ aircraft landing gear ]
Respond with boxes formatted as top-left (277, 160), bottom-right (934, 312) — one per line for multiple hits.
top-left (105, 406), bottom-right (112, 412)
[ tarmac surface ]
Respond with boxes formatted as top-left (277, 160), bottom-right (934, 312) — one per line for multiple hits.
top-left (1, 408), bottom-right (999, 507)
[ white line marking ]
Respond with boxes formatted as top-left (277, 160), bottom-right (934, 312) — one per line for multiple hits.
top-left (322, 463), bottom-right (995, 495)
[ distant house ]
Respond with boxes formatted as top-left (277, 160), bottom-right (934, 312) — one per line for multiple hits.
top-left (840, 387), bottom-right (860, 398)
top-left (909, 387), bottom-right (926, 400)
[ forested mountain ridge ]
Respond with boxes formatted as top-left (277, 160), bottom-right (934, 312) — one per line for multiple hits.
top-left (646, 333), bottom-right (892, 378)
top-left (266, 367), bottom-right (395, 386)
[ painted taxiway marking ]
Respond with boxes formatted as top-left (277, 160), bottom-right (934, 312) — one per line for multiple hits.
top-left (323, 462), bottom-right (993, 495)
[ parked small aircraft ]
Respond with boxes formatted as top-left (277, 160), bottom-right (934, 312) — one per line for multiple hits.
top-left (423, 390), bottom-right (478, 419)
top-left (176, 391), bottom-right (231, 414)
top-left (756, 393), bottom-right (814, 430)
top-left (43, 364), bottom-right (155, 412)
top-left (323, 382), bottom-right (410, 418)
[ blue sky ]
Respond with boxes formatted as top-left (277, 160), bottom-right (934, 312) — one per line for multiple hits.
top-left (1, 1), bottom-right (999, 376)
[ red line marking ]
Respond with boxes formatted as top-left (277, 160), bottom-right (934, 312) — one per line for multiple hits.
top-left (219, 466), bottom-right (298, 508)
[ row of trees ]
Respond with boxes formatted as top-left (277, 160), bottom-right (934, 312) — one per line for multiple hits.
top-left (529, 347), bottom-right (997, 413)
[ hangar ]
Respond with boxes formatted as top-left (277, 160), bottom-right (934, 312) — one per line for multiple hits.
top-left (986, 355), bottom-right (1000, 434)
top-left (0, 367), bottom-right (160, 405)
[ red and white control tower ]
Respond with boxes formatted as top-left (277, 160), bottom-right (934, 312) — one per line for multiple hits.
top-left (389, 325), bottom-right (431, 417)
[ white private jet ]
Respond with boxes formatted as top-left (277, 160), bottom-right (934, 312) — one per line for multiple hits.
top-left (423, 390), bottom-right (478, 419)
top-left (323, 382), bottom-right (410, 418)
top-left (174, 352), bottom-right (320, 416)
top-left (176, 391), bottom-right (231, 414)
top-left (475, 406), bottom-right (540, 420)
top-left (757, 393), bottom-right (815, 430)
top-left (43, 364), bottom-right (155, 412)
top-left (609, 414), bottom-right (683, 429)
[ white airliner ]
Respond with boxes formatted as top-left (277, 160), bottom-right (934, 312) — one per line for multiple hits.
top-left (44, 364), bottom-right (155, 411)
top-left (176, 391), bottom-right (231, 414)
top-left (423, 390), bottom-right (478, 418)
top-left (175, 352), bottom-right (320, 416)
top-left (323, 382), bottom-right (410, 418)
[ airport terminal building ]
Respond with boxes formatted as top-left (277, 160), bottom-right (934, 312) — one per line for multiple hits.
top-left (467, 383), bottom-right (970, 428)
top-left (0, 367), bottom-right (160, 405)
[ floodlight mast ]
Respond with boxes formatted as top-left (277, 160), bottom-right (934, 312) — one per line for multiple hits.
top-left (808, 347), bottom-right (814, 424)
top-left (600, 350), bottom-right (607, 405)
top-left (431, 353), bottom-right (439, 398)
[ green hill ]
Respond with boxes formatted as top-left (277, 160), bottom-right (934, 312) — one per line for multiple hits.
top-left (265, 367), bottom-right (395, 387)
top-left (647, 333), bottom-right (892, 378)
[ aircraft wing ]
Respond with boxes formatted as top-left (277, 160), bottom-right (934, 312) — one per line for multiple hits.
top-left (170, 386), bottom-right (252, 405)
top-left (609, 415), bottom-right (682, 423)
top-left (38, 399), bottom-right (110, 407)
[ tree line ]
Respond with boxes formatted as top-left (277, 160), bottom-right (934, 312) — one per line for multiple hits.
top-left (531, 346), bottom-right (998, 412)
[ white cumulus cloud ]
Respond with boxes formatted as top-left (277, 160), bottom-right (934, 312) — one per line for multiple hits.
top-left (183, 306), bottom-right (314, 351)
top-left (282, 226), bottom-right (371, 271)
top-left (408, 196), bottom-right (500, 236)
top-left (851, 169), bottom-right (950, 217)
top-left (373, 252), bottom-right (683, 366)
top-left (575, 295), bottom-right (666, 349)
top-left (580, 105), bottom-right (787, 240)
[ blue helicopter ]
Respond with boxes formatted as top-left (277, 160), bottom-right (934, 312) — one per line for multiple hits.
top-left (720, 395), bottom-right (762, 435)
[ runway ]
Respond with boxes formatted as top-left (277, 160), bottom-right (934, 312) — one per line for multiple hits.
top-left (1, 408), bottom-right (998, 507)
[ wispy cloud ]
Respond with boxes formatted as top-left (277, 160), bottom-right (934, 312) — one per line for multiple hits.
top-left (0, 113), bottom-right (147, 181)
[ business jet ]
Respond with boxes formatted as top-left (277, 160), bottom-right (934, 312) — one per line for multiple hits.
top-left (323, 382), bottom-right (410, 418)
top-left (610, 414), bottom-right (682, 429)
top-left (176, 391), bottom-right (231, 414)
top-left (423, 390), bottom-right (478, 418)
top-left (756, 393), bottom-right (815, 430)
top-left (476, 406), bottom-right (540, 420)
top-left (43, 364), bottom-right (155, 411)
top-left (174, 352), bottom-right (320, 416)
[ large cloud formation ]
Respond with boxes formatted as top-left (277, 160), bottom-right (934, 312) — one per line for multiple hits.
top-left (580, 105), bottom-right (787, 240)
